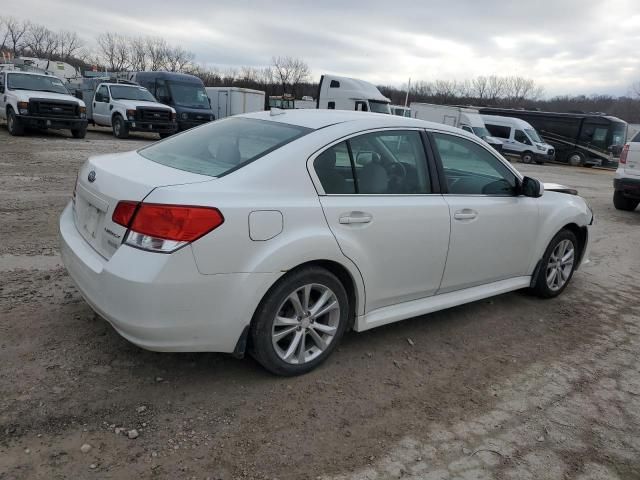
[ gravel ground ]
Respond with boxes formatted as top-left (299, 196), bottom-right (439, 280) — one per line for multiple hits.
top-left (0, 125), bottom-right (639, 480)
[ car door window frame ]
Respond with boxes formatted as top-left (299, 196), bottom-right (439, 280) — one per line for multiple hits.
top-left (308, 127), bottom-right (442, 196)
top-left (426, 129), bottom-right (523, 197)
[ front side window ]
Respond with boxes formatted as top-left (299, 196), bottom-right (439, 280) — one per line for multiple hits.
top-left (139, 118), bottom-right (311, 177)
top-left (314, 130), bottom-right (431, 195)
top-left (432, 132), bottom-right (517, 196)
top-left (96, 85), bottom-right (109, 102)
top-left (7, 73), bottom-right (68, 95)
top-left (110, 85), bottom-right (156, 102)
top-left (514, 129), bottom-right (531, 145)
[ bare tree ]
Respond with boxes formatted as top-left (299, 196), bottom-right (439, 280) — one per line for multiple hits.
top-left (472, 76), bottom-right (489, 100)
top-left (5, 17), bottom-right (29, 56)
top-left (165, 45), bottom-right (194, 72)
top-left (271, 56), bottom-right (310, 94)
top-left (57, 31), bottom-right (83, 60)
top-left (486, 75), bottom-right (506, 101)
top-left (631, 81), bottom-right (640, 98)
top-left (146, 37), bottom-right (168, 71)
top-left (0, 17), bottom-right (11, 53)
top-left (96, 32), bottom-right (130, 71)
top-left (433, 79), bottom-right (457, 101)
top-left (129, 36), bottom-right (148, 71)
top-left (24, 24), bottom-right (58, 58)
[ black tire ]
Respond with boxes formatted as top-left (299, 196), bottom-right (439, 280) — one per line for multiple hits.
top-left (71, 126), bottom-right (87, 139)
top-left (531, 229), bottom-right (578, 298)
top-left (521, 151), bottom-right (534, 164)
top-left (566, 151), bottom-right (585, 167)
top-left (613, 190), bottom-right (639, 211)
top-left (250, 266), bottom-right (350, 376)
top-left (112, 115), bottom-right (129, 139)
top-left (7, 108), bottom-right (25, 136)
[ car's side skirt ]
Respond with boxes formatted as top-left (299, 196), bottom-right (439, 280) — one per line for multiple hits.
top-left (355, 276), bottom-right (532, 332)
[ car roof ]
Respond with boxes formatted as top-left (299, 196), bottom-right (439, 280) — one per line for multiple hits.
top-left (240, 109), bottom-right (465, 134)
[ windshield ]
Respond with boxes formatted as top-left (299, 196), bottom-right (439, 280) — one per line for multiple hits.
top-left (525, 128), bottom-right (542, 143)
top-left (139, 118), bottom-right (312, 177)
top-left (472, 127), bottom-right (491, 138)
top-left (167, 81), bottom-right (210, 109)
top-left (611, 122), bottom-right (627, 146)
top-left (110, 85), bottom-right (157, 102)
top-left (369, 100), bottom-right (391, 114)
top-left (7, 73), bottom-right (68, 95)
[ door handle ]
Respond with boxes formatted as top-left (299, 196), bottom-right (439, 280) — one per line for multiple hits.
top-left (454, 209), bottom-right (477, 220)
top-left (339, 212), bottom-right (372, 224)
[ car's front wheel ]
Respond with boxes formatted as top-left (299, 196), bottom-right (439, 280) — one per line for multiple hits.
top-left (532, 229), bottom-right (578, 298)
top-left (112, 115), bottom-right (129, 139)
top-left (250, 266), bottom-right (350, 376)
top-left (7, 108), bottom-right (25, 136)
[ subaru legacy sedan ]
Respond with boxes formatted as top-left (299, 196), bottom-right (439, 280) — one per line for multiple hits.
top-left (60, 110), bottom-right (593, 375)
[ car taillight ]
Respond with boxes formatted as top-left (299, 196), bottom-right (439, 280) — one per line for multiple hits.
top-left (112, 201), bottom-right (224, 253)
top-left (620, 144), bottom-right (629, 164)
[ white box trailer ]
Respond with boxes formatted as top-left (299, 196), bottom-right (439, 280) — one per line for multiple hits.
top-left (206, 87), bottom-right (265, 119)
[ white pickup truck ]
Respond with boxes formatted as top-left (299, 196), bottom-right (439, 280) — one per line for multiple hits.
top-left (70, 78), bottom-right (177, 139)
top-left (0, 69), bottom-right (88, 137)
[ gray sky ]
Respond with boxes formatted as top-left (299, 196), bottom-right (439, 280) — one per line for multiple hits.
top-left (5, 0), bottom-right (640, 96)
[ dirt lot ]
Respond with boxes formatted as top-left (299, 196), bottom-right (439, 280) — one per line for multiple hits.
top-left (1, 125), bottom-right (639, 480)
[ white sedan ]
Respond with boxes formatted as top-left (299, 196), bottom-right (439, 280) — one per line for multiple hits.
top-left (60, 110), bottom-right (593, 375)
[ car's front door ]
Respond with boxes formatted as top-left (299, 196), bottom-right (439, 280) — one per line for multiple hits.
top-left (312, 129), bottom-right (451, 313)
top-left (93, 85), bottom-right (111, 126)
top-left (430, 131), bottom-right (539, 293)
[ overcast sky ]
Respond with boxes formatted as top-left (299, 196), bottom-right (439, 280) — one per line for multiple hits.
top-left (5, 0), bottom-right (640, 96)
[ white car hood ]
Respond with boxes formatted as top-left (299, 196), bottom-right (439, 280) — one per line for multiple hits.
top-left (116, 99), bottom-right (174, 112)
top-left (15, 90), bottom-right (85, 107)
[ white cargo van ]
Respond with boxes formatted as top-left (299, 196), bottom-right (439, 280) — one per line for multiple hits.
top-left (316, 75), bottom-right (391, 113)
top-left (481, 115), bottom-right (555, 164)
top-left (206, 87), bottom-right (265, 120)
top-left (411, 103), bottom-right (503, 151)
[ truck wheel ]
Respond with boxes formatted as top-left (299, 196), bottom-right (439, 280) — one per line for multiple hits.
top-left (112, 115), bottom-right (129, 139)
top-left (613, 191), bottom-right (639, 211)
top-left (7, 108), bottom-right (25, 136)
top-left (566, 151), bottom-right (585, 166)
top-left (521, 151), bottom-right (534, 164)
top-left (71, 126), bottom-right (87, 139)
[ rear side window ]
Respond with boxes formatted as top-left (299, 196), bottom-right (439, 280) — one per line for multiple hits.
top-left (139, 118), bottom-right (311, 177)
top-left (485, 124), bottom-right (510, 139)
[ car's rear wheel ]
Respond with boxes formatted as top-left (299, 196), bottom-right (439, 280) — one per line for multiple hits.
top-left (112, 115), bottom-right (129, 139)
top-left (613, 190), bottom-right (639, 211)
top-left (532, 229), bottom-right (578, 298)
top-left (521, 151), bottom-right (534, 164)
top-left (567, 151), bottom-right (585, 166)
top-left (250, 266), bottom-right (349, 376)
top-left (7, 108), bottom-right (25, 136)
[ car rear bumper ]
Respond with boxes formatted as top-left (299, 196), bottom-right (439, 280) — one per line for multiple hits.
top-left (59, 203), bottom-right (279, 353)
top-left (614, 176), bottom-right (640, 199)
top-left (17, 115), bottom-right (87, 130)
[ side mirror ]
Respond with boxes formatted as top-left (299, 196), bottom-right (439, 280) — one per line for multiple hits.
top-left (520, 176), bottom-right (544, 198)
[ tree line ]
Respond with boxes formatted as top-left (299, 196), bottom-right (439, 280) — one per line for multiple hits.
top-left (2, 15), bottom-right (640, 123)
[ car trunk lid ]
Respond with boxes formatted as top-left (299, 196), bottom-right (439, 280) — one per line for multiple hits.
top-left (73, 150), bottom-right (212, 259)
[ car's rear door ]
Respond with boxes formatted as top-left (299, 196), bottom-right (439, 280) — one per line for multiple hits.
top-left (429, 130), bottom-right (539, 293)
top-left (311, 129), bottom-right (451, 313)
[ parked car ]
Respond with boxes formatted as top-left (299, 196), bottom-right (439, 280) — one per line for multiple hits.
top-left (613, 133), bottom-right (640, 211)
top-left (69, 78), bottom-right (177, 139)
top-left (0, 69), bottom-right (87, 138)
top-left (60, 110), bottom-right (593, 376)
top-left (482, 115), bottom-right (555, 164)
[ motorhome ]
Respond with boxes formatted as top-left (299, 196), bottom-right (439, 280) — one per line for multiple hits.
top-left (481, 115), bottom-right (555, 164)
top-left (128, 71), bottom-right (214, 131)
top-left (316, 75), bottom-right (391, 113)
top-left (480, 107), bottom-right (627, 167)
top-left (206, 87), bottom-right (265, 119)
top-left (411, 103), bottom-right (503, 151)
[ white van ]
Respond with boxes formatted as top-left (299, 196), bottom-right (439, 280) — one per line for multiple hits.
top-left (481, 115), bottom-right (555, 164)
top-left (317, 75), bottom-right (391, 114)
top-left (411, 103), bottom-right (503, 152)
top-left (206, 87), bottom-right (265, 120)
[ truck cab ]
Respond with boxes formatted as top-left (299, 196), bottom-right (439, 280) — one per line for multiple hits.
top-left (73, 79), bottom-right (177, 139)
top-left (317, 75), bottom-right (391, 114)
top-left (0, 69), bottom-right (87, 138)
top-left (129, 71), bottom-right (214, 131)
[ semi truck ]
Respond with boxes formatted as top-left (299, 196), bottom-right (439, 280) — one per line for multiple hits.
top-left (0, 67), bottom-right (87, 137)
top-left (128, 71), bottom-right (214, 131)
top-left (479, 107), bottom-right (627, 167)
top-left (68, 77), bottom-right (177, 139)
top-left (205, 86), bottom-right (265, 119)
top-left (316, 74), bottom-right (391, 113)
top-left (411, 103), bottom-right (503, 152)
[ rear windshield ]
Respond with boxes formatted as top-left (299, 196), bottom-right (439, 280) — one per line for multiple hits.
top-left (138, 117), bottom-right (312, 177)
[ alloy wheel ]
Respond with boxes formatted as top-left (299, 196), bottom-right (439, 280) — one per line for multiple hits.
top-left (545, 239), bottom-right (575, 291)
top-left (271, 283), bottom-right (341, 365)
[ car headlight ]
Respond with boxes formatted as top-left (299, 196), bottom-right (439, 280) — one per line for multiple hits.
top-left (79, 106), bottom-right (87, 119)
top-left (126, 109), bottom-right (136, 121)
top-left (18, 101), bottom-right (29, 115)
top-left (181, 112), bottom-right (188, 120)
top-left (536, 145), bottom-right (545, 151)
top-left (210, 115), bottom-right (214, 121)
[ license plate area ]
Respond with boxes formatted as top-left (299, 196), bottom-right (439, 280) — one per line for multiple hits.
top-left (74, 186), bottom-right (109, 246)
